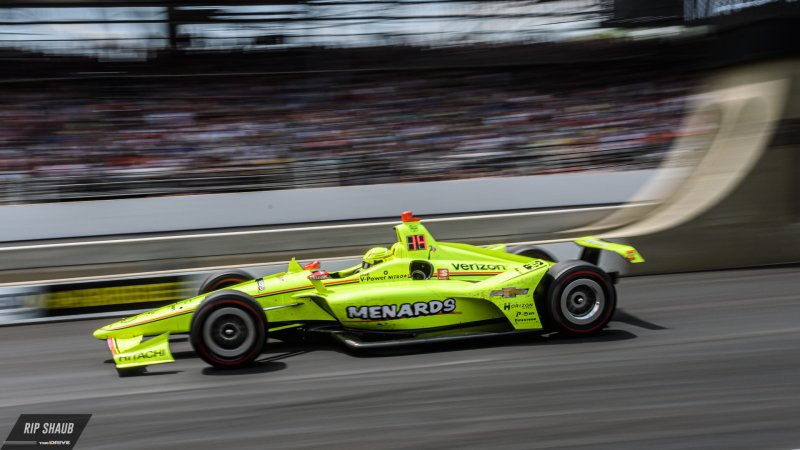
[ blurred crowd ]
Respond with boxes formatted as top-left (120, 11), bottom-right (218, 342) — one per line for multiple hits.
top-left (0, 69), bottom-right (696, 204)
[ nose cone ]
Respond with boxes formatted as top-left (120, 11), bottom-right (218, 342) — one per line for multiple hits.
top-left (93, 319), bottom-right (124, 340)
top-left (93, 326), bottom-right (111, 340)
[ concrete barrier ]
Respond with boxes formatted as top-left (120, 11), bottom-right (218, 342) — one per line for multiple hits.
top-left (0, 170), bottom-right (657, 242)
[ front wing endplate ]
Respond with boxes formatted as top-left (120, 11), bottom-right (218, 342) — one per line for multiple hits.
top-left (108, 332), bottom-right (174, 369)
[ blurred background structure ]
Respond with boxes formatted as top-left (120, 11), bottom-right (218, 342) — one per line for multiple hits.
top-left (0, 1), bottom-right (795, 203)
top-left (0, 0), bottom-right (716, 203)
top-left (0, 0), bottom-right (798, 280)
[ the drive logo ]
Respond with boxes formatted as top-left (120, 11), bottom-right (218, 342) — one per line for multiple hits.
top-left (3, 414), bottom-right (91, 449)
top-left (346, 299), bottom-right (456, 320)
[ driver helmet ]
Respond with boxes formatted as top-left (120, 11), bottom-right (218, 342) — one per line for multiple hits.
top-left (362, 246), bottom-right (392, 270)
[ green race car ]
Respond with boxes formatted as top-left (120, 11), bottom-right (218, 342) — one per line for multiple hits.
top-left (94, 211), bottom-right (644, 375)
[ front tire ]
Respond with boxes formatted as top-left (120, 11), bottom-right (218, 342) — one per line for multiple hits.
top-left (190, 290), bottom-right (267, 368)
top-left (538, 261), bottom-right (615, 335)
top-left (198, 269), bottom-right (253, 295)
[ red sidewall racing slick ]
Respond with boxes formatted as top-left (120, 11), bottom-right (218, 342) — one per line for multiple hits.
top-left (541, 261), bottom-right (616, 335)
top-left (190, 290), bottom-right (267, 368)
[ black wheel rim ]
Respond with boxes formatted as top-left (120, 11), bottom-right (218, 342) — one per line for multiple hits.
top-left (202, 307), bottom-right (256, 358)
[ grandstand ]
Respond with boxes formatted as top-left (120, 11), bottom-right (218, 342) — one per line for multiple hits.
top-left (0, 0), bottom-right (796, 204)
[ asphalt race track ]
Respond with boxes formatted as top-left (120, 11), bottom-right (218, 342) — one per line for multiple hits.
top-left (1, 267), bottom-right (799, 450)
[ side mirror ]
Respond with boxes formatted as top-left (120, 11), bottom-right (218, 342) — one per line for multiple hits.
top-left (303, 260), bottom-right (321, 270)
top-left (308, 271), bottom-right (330, 281)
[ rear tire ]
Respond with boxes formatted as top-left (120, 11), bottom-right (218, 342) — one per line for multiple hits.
top-left (538, 261), bottom-right (615, 335)
top-left (198, 269), bottom-right (253, 295)
top-left (190, 290), bottom-right (267, 368)
top-left (510, 245), bottom-right (558, 262)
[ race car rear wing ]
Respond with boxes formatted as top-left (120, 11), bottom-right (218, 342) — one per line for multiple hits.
top-left (575, 237), bottom-right (645, 265)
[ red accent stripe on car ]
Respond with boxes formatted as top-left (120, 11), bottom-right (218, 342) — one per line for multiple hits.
top-left (252, 279), bottom-right (358, 298)
top-left (450, 271), bottom-right (503, 276)
top-left (104, 309), bottom-right (194, 331)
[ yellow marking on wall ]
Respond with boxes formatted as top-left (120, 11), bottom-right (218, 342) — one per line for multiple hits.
top-left (45, 282), bottom-right (192, 309)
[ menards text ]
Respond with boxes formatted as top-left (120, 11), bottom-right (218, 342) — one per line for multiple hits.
top-left (347, 299), bottom-right (456, 320)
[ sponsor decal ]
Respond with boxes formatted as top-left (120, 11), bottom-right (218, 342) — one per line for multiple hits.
top-left (437, 268), bottom-right (450, 280)
top-left (257, 279), bottom-right (266, 291)
top-left (514, 317), bottom-right (538, 324)
top-left (359, 270), bottom-right (409, 282)
top-left (451, 263), bottom-right (506, 271)
top-left (118, 349), bottom-right (166, 363)
top-left (346, 298), bottom-right (456, 320)
top-left (513, 310), bottom-right (539, 324)
top-left (522, 261), bottom-right (547, 270)
top-left (503, 302), bottom-right (535, 311)
top-left (490, 287), bottom-right (529, 298)
top-left (3, 414), bottom-right (91, 449)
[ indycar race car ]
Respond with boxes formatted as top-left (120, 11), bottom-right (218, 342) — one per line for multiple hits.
top-left (94, 211), bottom-right (644, 375)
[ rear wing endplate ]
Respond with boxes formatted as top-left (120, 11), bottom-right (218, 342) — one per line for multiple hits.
top-left (575, 237), bottom-right (645, 265)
